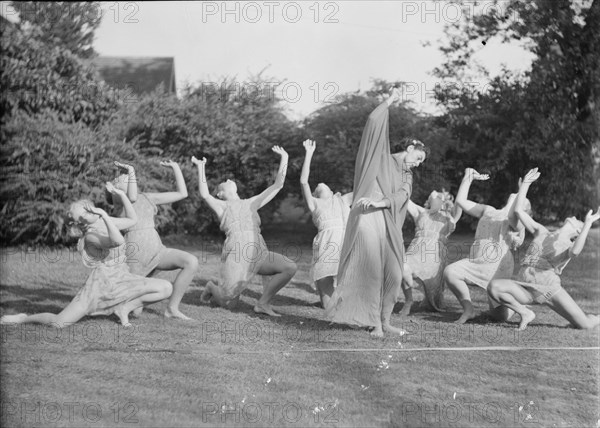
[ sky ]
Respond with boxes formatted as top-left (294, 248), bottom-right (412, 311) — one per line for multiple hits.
top-left (5, 1), bottom-right (537, 119)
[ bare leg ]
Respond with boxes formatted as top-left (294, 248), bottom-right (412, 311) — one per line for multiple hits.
top-left (545, 289), bottom-right (600, 329)
top-left (154, 249), bottom-right (199, 320)
top-left (444, 266), bottom-right (475, 323)
top-left (382, 293), bottom-right (406, 336)
top-left (0, 297), bottom-right (89, 328)
top-left (315, 276), bottom-right (334, 308)
top-left (398, 272), bottom-right (414, 318)
top-left (114, 278), bottom-right (172, 326)
top-left (488, 279), bottom-right (535, 330)
top-left (255, 252), bottom-right (297, 317)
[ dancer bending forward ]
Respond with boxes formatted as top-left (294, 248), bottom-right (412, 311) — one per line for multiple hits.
top-left (192, 147), bottom-right (297, 316)
top-left (488, 168), bottom-right (600, 330)
top-left (443, 168), bottom-right (527, 323)
top-left (110, 160), bottom-right (198, 320)
top-left (0, 183), bottom-right (172, 328)
top-left (325, 88), bottom-right (428, 337)
top-left (400, 190), bottom-right (462, 316)
top-left (300, 139), bottom-right (352, 308)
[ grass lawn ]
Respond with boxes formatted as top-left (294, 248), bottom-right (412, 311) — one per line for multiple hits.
top-left (1, 226), bottom-right (598, 427)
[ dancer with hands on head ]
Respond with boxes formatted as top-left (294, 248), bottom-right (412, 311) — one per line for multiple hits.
top-left (300, 139), bottom-right (352, 308)
top-left (488, 168), bottom-right (600, 330)
top-left (110, 160), bottom-right (199, 320)
top-left (443, 168), bottom-right (526, 323)
top-left (0, 183), bottom-right (172, 328)
top-left (400, 189), bottom-right (462, 316)
top-left (192, 146), bottom-right (297, 317)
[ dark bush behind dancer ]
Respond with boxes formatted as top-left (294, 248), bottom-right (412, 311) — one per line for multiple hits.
top-left (325, 87), bottom-right (428, 337)
top-left (488, 168), bottom-right (600, 330)
top-left (0, 183), bottom-right (172, 327)
top-left (193, 146), bottom-right (297, 317)
top-left (111, 160), bottom-right (198, 320)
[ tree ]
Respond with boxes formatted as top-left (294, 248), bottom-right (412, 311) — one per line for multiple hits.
top-left (10, 1), bottom-right (101, 58)
top-left (433, 0), bottom-right (599, 220)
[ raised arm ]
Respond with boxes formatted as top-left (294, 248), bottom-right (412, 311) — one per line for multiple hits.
top-left (145, 161), bottom-right (188, 205)
top-left (105, 182), bottom-right (138, 231)
top-left (192, 156), bottom-right (225, 218)
top-left (514, 168), bottom-right (545, 235)
top-left (570, 207), bottom-right (600, 257)
top-left (407, 199), bottom-right (424, 221)
top-left (455, 168), bottom-right (489, 218)
top-left (451, 201), bottom-right (463, 224)
top-left (114, 161), bottom-right (138, 203)
top-left (300, 139), bottom-right (316, 212)
top-left (249, 146), bottom-right (288, 210)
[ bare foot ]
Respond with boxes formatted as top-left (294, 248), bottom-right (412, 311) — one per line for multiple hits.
top-left (164, 307), bottom-right (193, 320)
top-left (398, 301), bottom-right (413, 318)
top-left (254, 304), bottom-right (281, 317)
top-left (370, 325), bottom-right (384, 338)
top-left (454, 300), bottom-right (475, 324)
top-left (131, 307), bottom-right (143, 318)
top-left (518, 309), bottom-right (536, 330)
top-left (114, 307), bottom-right (132, 327)
top-left (383, 323), bottom-right (407, 336)
top-left (0, 313), bottom-right (27, 324)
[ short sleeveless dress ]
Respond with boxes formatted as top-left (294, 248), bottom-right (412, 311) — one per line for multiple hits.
top-left (73, 222), bottom-right (155, 316)
top-left (513, 231), bottom-right (572, 303)
top-left (216, 199), bottom-right (269, 299)
top-left (405, 210), bottom-right (456, 309)
top-left (124, 193), bottom-right (169, 276)
top-left (444, 206), bottom-right (522, 302)
top-left (310, 194), bottom-right (350, 286)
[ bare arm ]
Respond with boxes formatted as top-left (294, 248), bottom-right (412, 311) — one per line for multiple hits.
top-left (514, 169), bottom-right (546, 235)
top-left (104, 182), bottom-right (138, 231)
top-left (145, 161), bottom-right (188, 205)
top-left (452, 203), bottom-right (463, 224)
top-left (249, 146), bottom-right (288, 210)
top-left (407, 200), bottom-right (423, 220)
top-left (456, 168), bottom-right (489, 218)
top-left (300, 139), bottom-right (316, 212)
top-left (192, 156), bottom-right (226, 218)
top-left (114, 161), bottom-right (138, 203)
top-left (570, 207), bottom-right (600, 257)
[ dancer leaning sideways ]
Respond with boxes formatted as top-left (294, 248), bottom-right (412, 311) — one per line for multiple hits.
top-left (299, 139), bottom-right (352, 308)
top-left (488, 168), bottom-right (600, 330)
top-left (0, 183), bottom-right (172, 328)
top-left (192, 146), bottom-right (297, 317)
top-left (110, 160), bottom-right (198, 320)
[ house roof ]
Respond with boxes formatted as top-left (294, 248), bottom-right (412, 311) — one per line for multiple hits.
top-left (90, 56), bottom-right (176, 95)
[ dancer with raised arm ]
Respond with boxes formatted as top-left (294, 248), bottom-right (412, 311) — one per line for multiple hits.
top-left (0, 183), bottom-right (172, 328)
top-left (192, 146), bottom-right (297, 317)
top-left (399, 190), bottom-right (462, 316)
top-left (488, 168), bottom-right (600, 330)
top-left (443, 168), bottom-right (527, 323)
top-left (300, 139), bottom-right (352, 308)
top-left (325, 87), bottom-right (429, 337)
top-left (110, 160), bottom-right (198, 320)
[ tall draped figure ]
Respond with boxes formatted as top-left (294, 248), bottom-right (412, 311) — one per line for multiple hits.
top-left (325, 101), bottom-right (412, 329)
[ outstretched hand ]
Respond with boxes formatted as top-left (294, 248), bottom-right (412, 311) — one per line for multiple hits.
top-left (114, 161), bottom-right (134, 171)
top-left (464, 168), bottom-right (489, 182)
top-left (356, 197), bottom-right (384, 211)
top-left (272, 145), bottom-right (288, 159)
top-left (105, 181), bottom-right (125, 196)
top-left (160, 160), bottom-right (178, 168)
top-left (522, 168), bottom-right (541, 185)
top-left (584, 207), bottom-right (600, 225)
top-left (191, 156), bottom-right (207, 167)
top-left (303, 139), bottom-right (316, 153)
